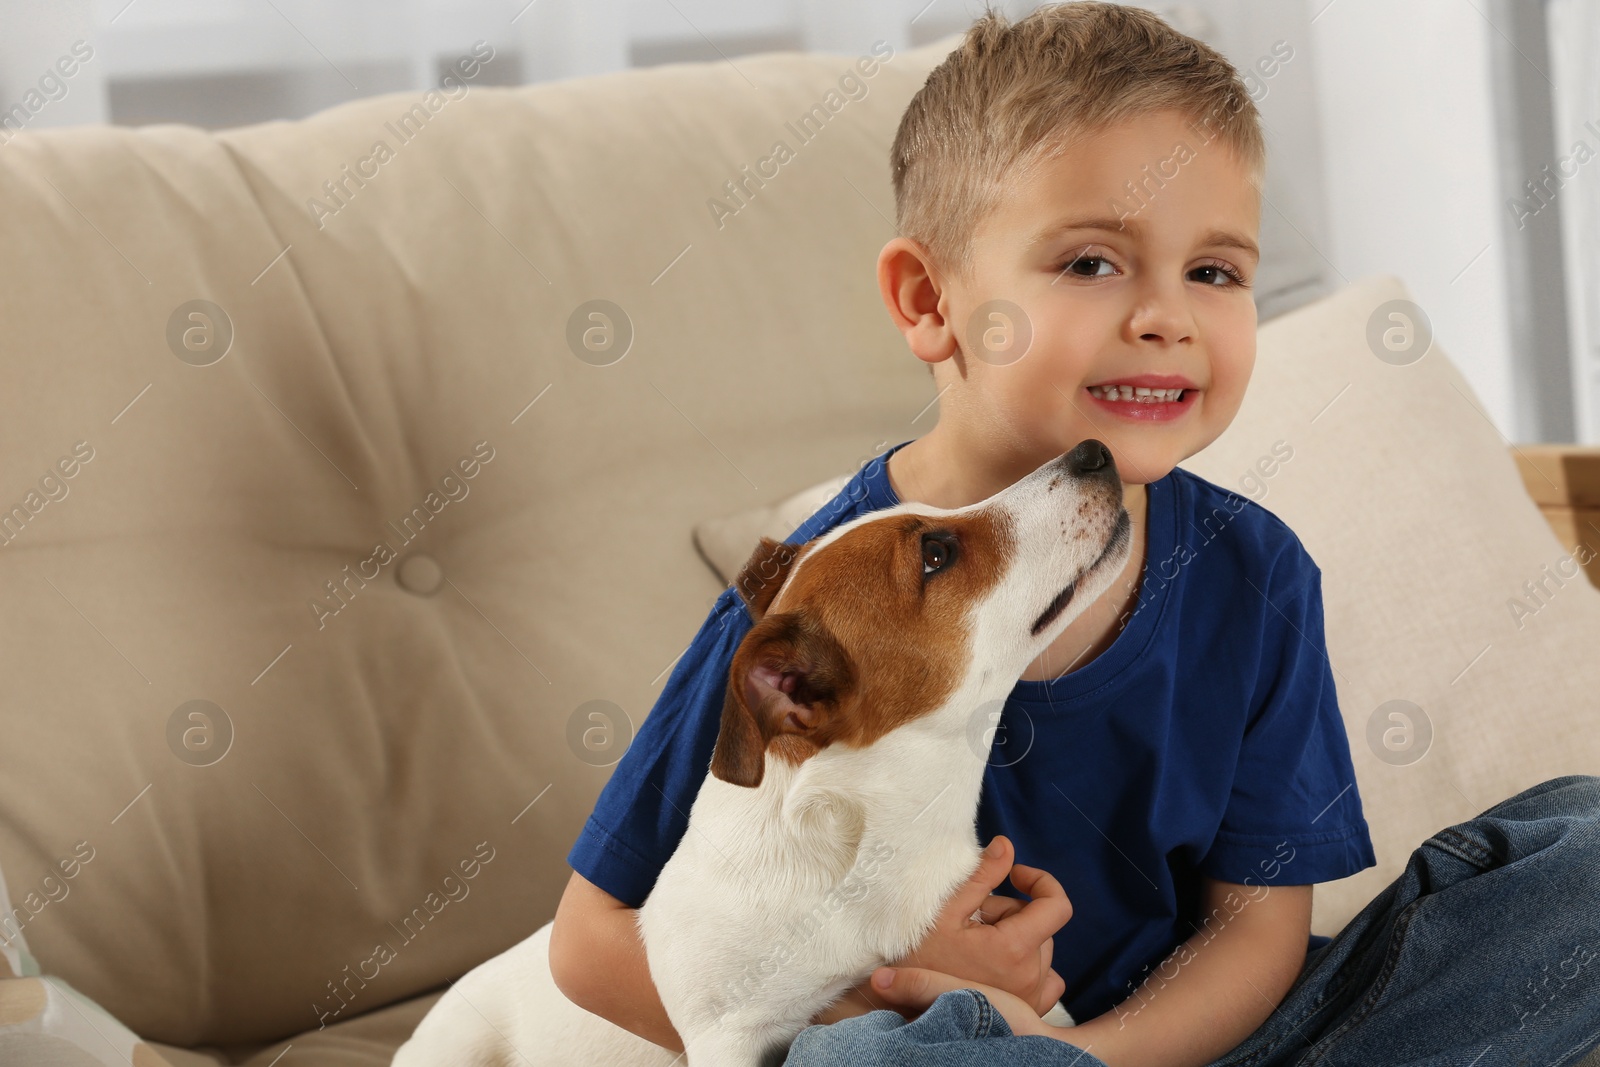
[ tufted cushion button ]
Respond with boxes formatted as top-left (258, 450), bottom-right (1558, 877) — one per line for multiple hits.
top-left (397, 553), bottom-right (443, 595)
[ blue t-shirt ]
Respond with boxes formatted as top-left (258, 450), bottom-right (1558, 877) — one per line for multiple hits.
top-left (567, 438), bottom-right (1377, 1024)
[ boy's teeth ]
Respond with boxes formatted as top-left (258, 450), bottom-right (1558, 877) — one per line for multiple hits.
top-left (1089, 384), bottom-right (1186, 402)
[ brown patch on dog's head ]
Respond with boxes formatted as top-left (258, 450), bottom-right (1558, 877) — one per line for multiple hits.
top-left (731, 536), bottom-right (810, 622)
top-left (710, 511), bottom-right (1013, 788)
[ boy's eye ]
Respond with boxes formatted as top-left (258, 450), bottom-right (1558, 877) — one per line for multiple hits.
top-left (1059, 254), bottom-right (1115, 279)
top-left (1191, 262), bottom-right (1248, 287)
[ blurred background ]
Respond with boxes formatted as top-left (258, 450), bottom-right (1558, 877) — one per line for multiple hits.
top-left (1, 0), bottom-right (1596, 446)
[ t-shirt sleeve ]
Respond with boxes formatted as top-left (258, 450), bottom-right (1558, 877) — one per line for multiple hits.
top-left (565, 584), bottom-right (753, 909)
top-left (1199, 559), bottom-right (1378, 886)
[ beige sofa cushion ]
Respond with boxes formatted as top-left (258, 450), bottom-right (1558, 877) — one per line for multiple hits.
top-left (694, 471), bottom-right (851, 582)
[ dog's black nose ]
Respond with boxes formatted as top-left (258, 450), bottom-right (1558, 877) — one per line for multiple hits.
top-left (1064, 439), bottom-right (1115, 478)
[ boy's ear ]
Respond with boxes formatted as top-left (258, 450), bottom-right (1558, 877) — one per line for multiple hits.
top-left (731, 536), bottom-right (807, 621)
top-left (710, 611), bottom-right (855, 788)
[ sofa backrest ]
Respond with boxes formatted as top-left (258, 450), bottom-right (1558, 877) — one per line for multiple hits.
top-left (0, 38), bottom-right (956, 1045)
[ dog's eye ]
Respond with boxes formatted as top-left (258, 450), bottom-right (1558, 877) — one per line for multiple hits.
top-left (922, 533), bottom-right (957, 576)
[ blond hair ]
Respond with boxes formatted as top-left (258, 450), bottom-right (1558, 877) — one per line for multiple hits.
top-left (890, 1), bottom-right (1266, 289)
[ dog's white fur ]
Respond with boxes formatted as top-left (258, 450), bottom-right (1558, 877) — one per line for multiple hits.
top-left (393, 446), bottom-right (1130, 1066)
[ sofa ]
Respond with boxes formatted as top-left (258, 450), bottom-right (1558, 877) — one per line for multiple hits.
top-left (0, 28), bottom-right (1595, 1067)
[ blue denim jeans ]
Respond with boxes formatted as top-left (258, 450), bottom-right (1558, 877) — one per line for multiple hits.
top-left (783, 774), bottom-right (1600, 1067)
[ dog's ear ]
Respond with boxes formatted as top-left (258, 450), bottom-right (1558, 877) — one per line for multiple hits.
top-left (731, 536), bottom-right (805, 622)
top-left (710, 611), bottom-right (854, 788)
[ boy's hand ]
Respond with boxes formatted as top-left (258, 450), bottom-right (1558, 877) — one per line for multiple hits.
top-left (807, 835), bottom-right (1071, 1027)
top-left (892, 834), bottom-right (1070, 1017)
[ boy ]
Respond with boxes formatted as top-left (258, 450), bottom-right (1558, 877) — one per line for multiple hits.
top-left (550, 4), bottom-right (1376, 1065)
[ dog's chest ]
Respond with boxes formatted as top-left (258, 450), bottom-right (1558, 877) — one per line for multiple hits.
top-left (641, 785), bottom-right (980, 1016)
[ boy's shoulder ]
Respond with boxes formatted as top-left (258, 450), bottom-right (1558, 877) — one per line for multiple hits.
top-left (1166, 464), bottom-right (1321, 583)
top-left (781, 444), bottom-right (903, 546)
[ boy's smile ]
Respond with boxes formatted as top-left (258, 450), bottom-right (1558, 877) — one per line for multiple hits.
top-left (878, 107), bottom-right (1262, 508)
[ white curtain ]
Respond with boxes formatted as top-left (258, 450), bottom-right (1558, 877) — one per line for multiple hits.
top-left (1547, 0), bottom-right (1600, 442)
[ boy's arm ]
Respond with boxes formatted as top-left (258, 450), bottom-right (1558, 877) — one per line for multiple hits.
top-left (548, 870), bottom-right (684, 1054)
top-left (554, 588), bottom-right (755, 1053)
top-left (1061, 876), bottom-right (1312, 1067)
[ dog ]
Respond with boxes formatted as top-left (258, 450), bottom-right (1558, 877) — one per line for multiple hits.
top-left (392, 439), bottom-right (1131, 1066)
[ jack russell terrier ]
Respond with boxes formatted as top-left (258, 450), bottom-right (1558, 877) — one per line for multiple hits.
top-left (393, 439), bottom-right (1132, 1066)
